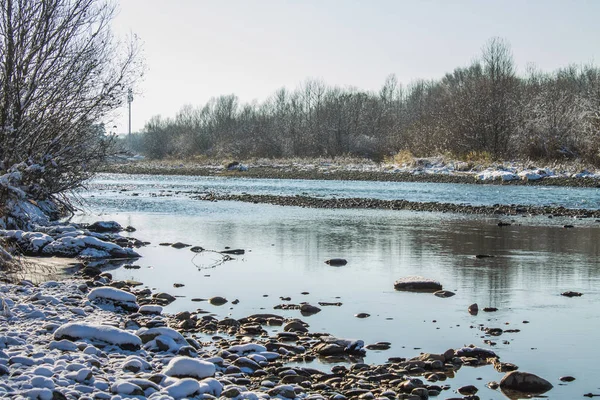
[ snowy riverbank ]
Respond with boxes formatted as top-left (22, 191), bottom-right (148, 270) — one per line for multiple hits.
top-left (100, 157), bottom-right (600, 187)
top-left (0, 276), bottom-right (559, 400)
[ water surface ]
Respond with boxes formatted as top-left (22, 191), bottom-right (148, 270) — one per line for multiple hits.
top-left (73, 174), bottom-right (600, 399)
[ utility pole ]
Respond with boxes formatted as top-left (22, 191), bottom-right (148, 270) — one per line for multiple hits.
top-left (127, 88), bottom-right (134, 137)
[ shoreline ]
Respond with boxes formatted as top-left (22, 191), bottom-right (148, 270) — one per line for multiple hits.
top-left (194, 193), bottom-right (600, 220)
top-left (0, 275), bottom-right (558, 399)
top-left (100, 161), bottom-right (600, 188)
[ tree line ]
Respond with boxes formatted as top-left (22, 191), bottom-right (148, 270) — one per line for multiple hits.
top-left (129, 38), bottom-right (600, 164)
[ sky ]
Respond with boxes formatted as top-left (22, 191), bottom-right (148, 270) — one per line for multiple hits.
top-left (111, 0), bottom-right (600, 133)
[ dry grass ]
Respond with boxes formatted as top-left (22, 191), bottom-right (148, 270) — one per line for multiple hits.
top-left (384, 150), bottom-right (415, 166)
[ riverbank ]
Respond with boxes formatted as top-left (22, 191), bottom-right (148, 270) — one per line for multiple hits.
top-left (100, 157), bottom-right (600, 188)
top-left (0, 275), bottom-right (561, 400)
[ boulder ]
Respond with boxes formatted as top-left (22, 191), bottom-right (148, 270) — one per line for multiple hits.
top-left (394, 276), bottom-right (442, 292)
top-left (500, 371), bottom-right (553, 395)
top-left (325, 258), bottom-right (347, 266)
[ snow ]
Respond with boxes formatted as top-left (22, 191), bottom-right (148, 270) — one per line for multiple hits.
top-left (197, 377), bottom-right (223, 396)
top-left (88, 287), bottom-right (137, 304)
top-left (54, 322), bottom-right (142, 349)
top-left (226, 343), bottom-right (267, 355)
top-left (162, 378), bottom-right (199, 398)
top-left (162, 357), bottom-right (216, 379)
top-left (476, 169), bottom-right (519, 181)
top-left (139, 305), bottom-right (163, 315)
top-left (111, 380), bottom-right (143, 395)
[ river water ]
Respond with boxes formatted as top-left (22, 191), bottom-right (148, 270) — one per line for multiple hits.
top-left (73, 173), bottom-right (600, 399)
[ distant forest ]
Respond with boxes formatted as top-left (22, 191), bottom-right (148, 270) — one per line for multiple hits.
top-left (126, 38), bottom-right (600, 164)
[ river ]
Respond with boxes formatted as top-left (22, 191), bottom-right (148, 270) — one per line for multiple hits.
top-left (72, 173), bottom-right (600, 399)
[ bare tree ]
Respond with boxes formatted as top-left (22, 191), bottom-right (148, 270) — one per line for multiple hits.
top-left (0, 0), bottom-right (143, 197)
top-left (481, 37), bottom-right (517, 155)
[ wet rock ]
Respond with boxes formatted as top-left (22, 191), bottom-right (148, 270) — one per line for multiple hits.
top-left (483, 307), bottom-right (498, 312)
top-left (394, 276), bottom-right (442, 292)
top-left (457, 385), bottom-right (478, 395)
top-left (355, 313), bottom-right (370, 318)
top-left (171, 242), bottom-right (191, 249)
top-left (468, 303), bottom-right (479, 315)
top-left (433, 290), bottom-right (455, 298)
top-left (300, 304), bottom-right (321, 315)
top-left (492, 360), bottom-right (518, 372)
top-left (209, 296), bottom-right (228, 306)
top-left (154, 292), bottom-right (176, 304)
top-left (190, 246), bottom-right (204, 253)
top-left (284, 320), bottom-right (309, 333)
top-left (88, 221), bottom-right (122, 233)
top-left (318, 302), bottom-right (342, 306)
top-left (499, 371), bottom-right (553, 394)
top-left (365, 342), bottom-right (391, 350)
top-left (221, 249), bottom-right (245, 255)
top-left (455, 346), bottom-right (497, 359)
top-left (475, 254), bottom-right (494, 258)
top-left (487, 381), bottom-right (499, 390)
top-left (173, 283), bottom-right (184, 288)
top-left (325, 258), bottom-right (347, 266)
top-left (561, 291), bottom-right (583, 297)
top-left (560, 376), bottom-right (575, 382)
top-left (81, 266), bottom-right (102, 277)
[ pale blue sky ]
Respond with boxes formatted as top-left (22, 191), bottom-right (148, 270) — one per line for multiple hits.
top-left (112, 0), bottom-right (600, 133)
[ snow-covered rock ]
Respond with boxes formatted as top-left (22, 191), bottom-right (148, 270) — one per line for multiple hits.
top-left (88, 287), bottom-right (137, 304)
top-left (88, 287), bottom-right (138, 312)
top-left (139, 305), bottom-right (163, 315)
top-left (54, 322), bottom-right (142, 350)
top-left (163, 357), bottom-right (216, 379)
top-left (163, 378), bottom-right (200, 398)
top-left (226, 343), bottom-right (267, 355)
top-left (476, 169), bottom-right (519, 181)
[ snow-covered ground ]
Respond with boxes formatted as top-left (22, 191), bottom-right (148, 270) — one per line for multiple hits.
top-left (103, 157), bottom-right (600, 183)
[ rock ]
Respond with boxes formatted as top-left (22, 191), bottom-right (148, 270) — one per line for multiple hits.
top-left (433, 290), bottom-right (455, 298)
top-left (483, 307), bottom-right (498, 312)
top-left (209, 296), bottom-right (228, 306)
top-left (394, 276), bottom-right (442, 292)
top-left (163, 357), bottom-right (216, 379)
top-left (475, 254), bottom-right (494, 258)
top-left (457, 385), bottom-right (478, 395)
top-left (190, 246), bottom-right (204, 253)
top-left (300, 304), bottom-right (321, 315)
top-left (325, 258), bottom-right (347, 266)
top-left (455, 346), bottom-right (497, 359)
top-left (173, 283), bottom-right (185, 288)
top-left (88, 221), bottom-right (122, 233)
top-left (365, 342), bottom-right (391, 350)
top-left (81, 266), bottom-right (101, 277)
top-left (355, 313), bottom-right (370, 318)
top-left (560, 376), bottom-right (575, 382)
top-left (561, 291), bottom-right (583, 297)
top-left (284, 321), bottom-right (309, 333)
top-left (221, 249), bottom-right (245, 255)
top-left (154, 292), bottom-right (176, 303)
top-left (499, 371), bottom-right (553, 394)
top-left (171, 242), bottom-right (191, 249)
top-left (468, 303), bottom-right (479, 315)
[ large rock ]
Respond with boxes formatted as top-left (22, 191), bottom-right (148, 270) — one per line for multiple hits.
top-left (394, 276), bottom-right (442, 292)
top-left (500, 371), bottom-right (553, 395)
top-left (163, 357), bottom-right (216, 379)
